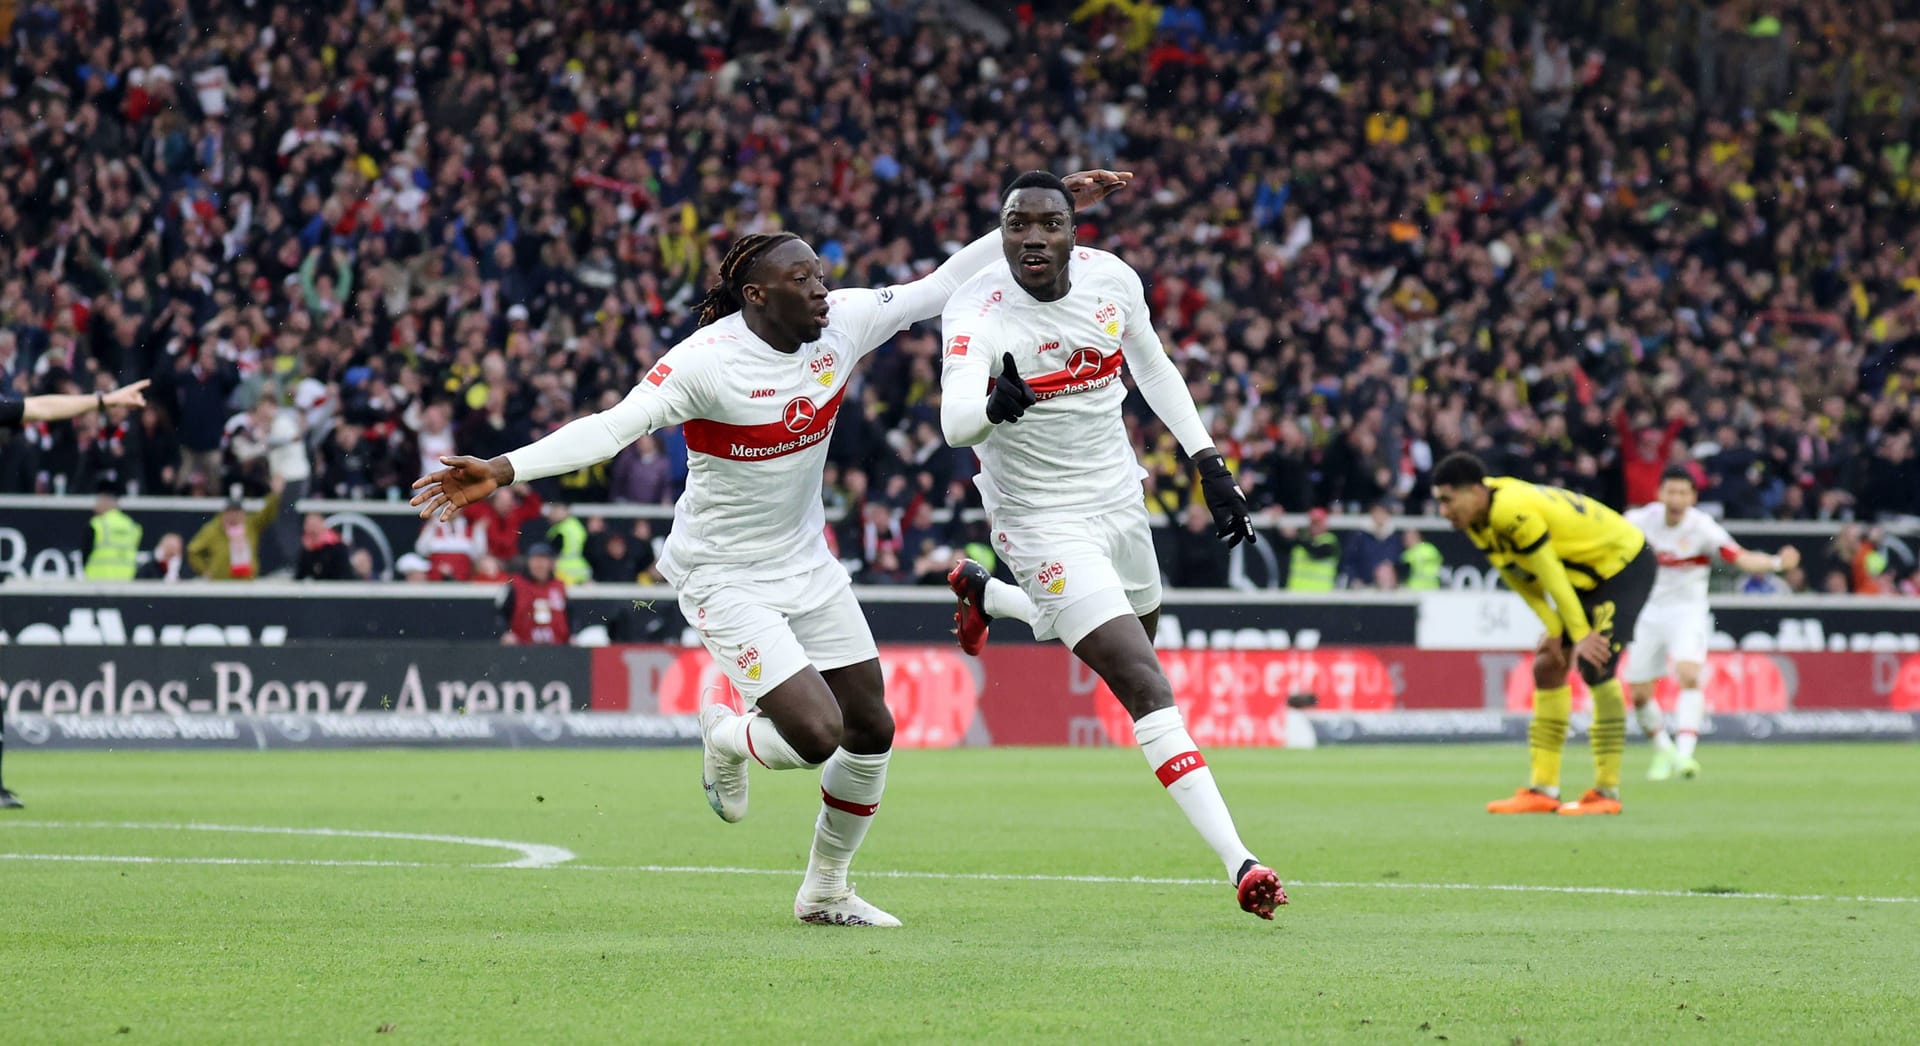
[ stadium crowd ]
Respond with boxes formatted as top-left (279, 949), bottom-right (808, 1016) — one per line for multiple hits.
top-left (4, 0), bottom-right (1920, 593)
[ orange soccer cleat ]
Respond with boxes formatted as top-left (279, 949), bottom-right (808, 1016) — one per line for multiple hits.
top-left (1486, 788), bottom-right (1563, 814)
top-left (1556, 790), bottom-right (1623, 816)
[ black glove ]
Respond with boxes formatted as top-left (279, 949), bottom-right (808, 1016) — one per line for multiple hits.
top-left (1195, 450), bottom-right (1257, 548)
top-left (986, 352), bottom-right (1037, 424)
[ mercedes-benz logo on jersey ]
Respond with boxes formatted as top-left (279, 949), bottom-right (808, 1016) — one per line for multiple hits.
top-left (1066, 347), bottom-right (1102, 379)
top-left (783, 396), bottom-right (817, 433)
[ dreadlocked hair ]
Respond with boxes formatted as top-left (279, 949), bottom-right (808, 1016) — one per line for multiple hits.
top-left (695, 232), bottom-right (801, 327)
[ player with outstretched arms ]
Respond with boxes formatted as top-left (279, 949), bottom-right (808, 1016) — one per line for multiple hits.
top-left (1624, 466), bottom-right (1798, 780)
top-left (1430, 452), bottom-right (1657, 816)
top-left (939, 172), bottom-right (1285, 919)
top-left (411, 170), bottom-right (1130, 927)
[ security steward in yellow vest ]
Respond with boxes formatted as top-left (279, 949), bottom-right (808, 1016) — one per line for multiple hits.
top-left (84, 485), bottom-right (144, 581)
top-left (1401, 530), bottom-right (1444, 589)
top-left (1281, 506), bottom-right (1341, 591)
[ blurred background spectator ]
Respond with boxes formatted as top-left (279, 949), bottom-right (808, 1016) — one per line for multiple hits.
top-left (7, 0), bottom-right (1920, 594)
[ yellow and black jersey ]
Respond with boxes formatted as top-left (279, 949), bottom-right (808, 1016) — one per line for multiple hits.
top-left (1466, 477), bottom-right (1645, 590)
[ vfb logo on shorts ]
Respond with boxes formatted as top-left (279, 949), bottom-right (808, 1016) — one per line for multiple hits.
top-left (810, 350), bottom-right (837, 387)
top-left (737, 646), bottom-right (763, 682)
top-left (1038, 561), bottom-right (1067, 595)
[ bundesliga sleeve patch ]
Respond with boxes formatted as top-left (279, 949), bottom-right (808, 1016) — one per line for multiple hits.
top-left (945, 335), bottom-right (970, 357)
top-left (646, 363), bottom-right (672, 386)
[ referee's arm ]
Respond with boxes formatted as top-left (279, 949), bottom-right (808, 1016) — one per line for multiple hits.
top-left (1, 380), bottom-right (152, 427)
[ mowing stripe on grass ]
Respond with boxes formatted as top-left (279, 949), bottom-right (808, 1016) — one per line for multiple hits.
top-left (4, 823), bottom-right (1913, 905)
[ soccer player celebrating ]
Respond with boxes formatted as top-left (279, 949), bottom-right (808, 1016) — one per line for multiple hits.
top-left (412, 170), bottom-right (1130, 927)
top-left (1429, 452), bottom-right (1657, 816)
top-left (939, 172), bottom-right (1285, 919)
top-left (1624, 466), bottom-right (1798, 780)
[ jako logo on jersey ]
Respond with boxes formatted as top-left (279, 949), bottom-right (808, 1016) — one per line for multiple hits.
top-left (810, 351), bottom-right (837, 386)
top-left (749, 388), bottom-right (776, 399)
top-left (782, 397), bottom-right (817, 433)
top-left (946, 334), bottom-right (970, 358)
top-left (1038, 561), bottom-right (1066, 595)
top-left (737, 646), bottom-right (762, 681)
top-left (1065, 347), bottom-right (1102, 379)
top-left (1038, 340), bottom-right (1060, 353)
top-left (646, 362), bottom-right (672, 386)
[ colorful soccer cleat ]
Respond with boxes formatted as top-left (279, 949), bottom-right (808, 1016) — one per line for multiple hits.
top-left (1676, 756), bottom-right (1701, 780)
top-left (698, 704), bottom-right (749, 823)
top-left (1234, 860), bottom-right (1287, 920)
top-left (1487, 788), bottom-right (1563, 814)
top-left (1556, 789), bottom-right (1623, 816)
top-left (947, 559), bottom-right (993, 656)
top-left (794, 889), bottom-right (902, 927)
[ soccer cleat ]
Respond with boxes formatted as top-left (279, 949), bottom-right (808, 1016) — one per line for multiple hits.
top-left (0, 788), bottom-right (22, 810)
top-left (1647, 748), bottom-right (1677, 781)
top-left (1487, 788), bottom-right (1562, 814)
top-left (794, 889), bottom-right (902, 927)
top-left (1234, 860), bottom-right (1287, 920)
top-left (1676, 756), bottom-right (1701, 780)
top-left (698, 704), bottom-right (749, 823)
top-left (1556, 789), bottom-right (1623, 816)
top-left (947, 559), bottom-right (993, 656)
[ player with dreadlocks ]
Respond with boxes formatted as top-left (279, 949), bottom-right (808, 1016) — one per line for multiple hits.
top-left (414, 170), bottom-right (1131, 927)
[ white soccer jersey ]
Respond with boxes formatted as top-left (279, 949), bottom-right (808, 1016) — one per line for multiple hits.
top-left (1625, 503), bottom-right (1742, 609)
top-left (500, 234), bottom-right (998, 583)
top-left (939, 248), bottom-right (1211, 520)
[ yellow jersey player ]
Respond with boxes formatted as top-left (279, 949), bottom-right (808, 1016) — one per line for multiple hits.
top-left (1429, 452), bottom-right (1657, 816)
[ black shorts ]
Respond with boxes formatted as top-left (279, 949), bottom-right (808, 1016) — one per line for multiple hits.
top-left (1562, 544), bottom-right (1656, 685)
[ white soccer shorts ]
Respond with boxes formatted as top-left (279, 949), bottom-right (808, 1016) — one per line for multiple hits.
top-left (991, 499), bottom-right (1164, 648)
top-left (1624, 603), bottom-right (1712, 684)
top-left (675, 554), bottom-right (879, 704)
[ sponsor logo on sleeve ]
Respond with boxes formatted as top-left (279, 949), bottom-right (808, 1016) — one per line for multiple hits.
top-left (645, 362), bottom-right (673, 387)
top-left (945, 334), bottom-right (970, 358)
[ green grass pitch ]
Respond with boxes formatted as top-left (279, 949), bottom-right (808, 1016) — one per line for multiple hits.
top-left (3, 744), bottom-right (1916, 1043)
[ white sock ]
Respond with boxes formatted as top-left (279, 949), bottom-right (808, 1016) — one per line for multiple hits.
top-left (1636, 700), bottom-right (1677, 754)
top-left (1675, 688), bottom-right (1705, 759)
top-left (801, 748), bottom-right (890, 901)
top-left (1133, 706), bottom-right (1256, 881)
top-left (983, 577), bottom-right (1034, 623)
top-left (710, 712), bottom-right (821, 770)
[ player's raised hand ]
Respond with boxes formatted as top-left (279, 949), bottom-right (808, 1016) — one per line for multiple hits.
top-left (411, 454), bottom-right (510, 522)
top-left (1195, 451), bottom-right (1257, 548)
top-left (1062, 169), bottom-right (1134, 210)
top-left (986, 352), bottom-right (1036, 424)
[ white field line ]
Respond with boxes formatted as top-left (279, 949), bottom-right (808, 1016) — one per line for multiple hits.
top-left (2, 822), bottom-right (1912, 904)
top-left (551, 863), bottom-right (1920, 905)
top-left (0, 820), bottom-right (575, 868)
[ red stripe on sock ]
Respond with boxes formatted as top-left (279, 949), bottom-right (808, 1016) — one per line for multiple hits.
top-left (745, 722), bottom-right (771, 769)
top-left (821, 788), bottom-right (878, 817)
top-left (1154, 751), bottom-right (1207, 787)
top-left (1677, 730), bottom-right (1699, 738)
